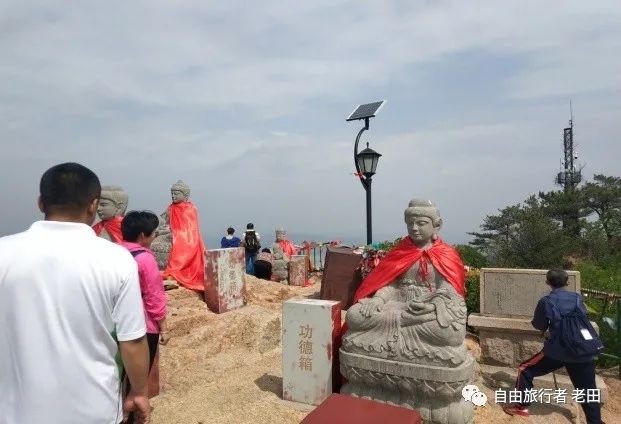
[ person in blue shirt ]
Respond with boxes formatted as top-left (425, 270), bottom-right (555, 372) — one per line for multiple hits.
top-left (220, 227), bottom-right (241, 248)
top-left (503, 269), bottom-right (603, 423)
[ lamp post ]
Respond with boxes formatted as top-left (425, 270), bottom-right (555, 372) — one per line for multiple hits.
top-left (346, 100), bottom-right (385, 246)
top-left (354, 124), bottom-right (382, 245)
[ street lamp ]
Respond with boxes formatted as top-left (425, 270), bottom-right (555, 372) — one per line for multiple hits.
top-left (356, 144), bottom-right (382, 178)
top-left (346, 100), bottom-right (385, 245)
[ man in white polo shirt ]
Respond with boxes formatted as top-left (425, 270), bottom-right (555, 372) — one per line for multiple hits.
top-left (0, 163), bottom-right (151, 424)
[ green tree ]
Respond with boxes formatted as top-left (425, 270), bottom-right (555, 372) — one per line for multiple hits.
top-left (455, 244), bottom-right (487, 268)
top-left (582, 174), bottom-right (621, 246)
top-left (470, 196), bottom-right (571, 268)
top-left (538, 188), bottom-right (588, 238)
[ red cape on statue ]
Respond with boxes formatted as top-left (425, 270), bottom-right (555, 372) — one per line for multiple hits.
top-left (92, 216), bottom-right (124, 243)
top-left (353, 237), bottom-right (465, 303)
top-left (162, 201), bottom-right (206, 291)
top-left (278, 239), bottom-right (297, 257)
top-left (332, 237), bottom-right (465, 390)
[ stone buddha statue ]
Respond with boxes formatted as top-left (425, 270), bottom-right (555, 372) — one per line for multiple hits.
top-left (339, 199), bottom-right (473, 424)
top-left (151, 180), bottom-right (206, 291)
top-left (272, 228), bottom-right (298, 282)
top-left (92, 185), bottom-right (128, 243)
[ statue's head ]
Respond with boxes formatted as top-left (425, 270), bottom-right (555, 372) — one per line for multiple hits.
top-left (275, 227), bottom-right (287, 242)
top-left (404, 199), bottom-right (442, 247)
top-left (170, 180), bottom-right (190, 203)
top-left (97, 185), bottom-right (128, 220)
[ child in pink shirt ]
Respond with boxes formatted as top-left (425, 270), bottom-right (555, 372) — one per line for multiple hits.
top-left (120, 211), bottom-right (169, 368)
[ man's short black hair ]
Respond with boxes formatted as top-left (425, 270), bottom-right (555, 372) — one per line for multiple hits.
top-left (546, 269), bottom-right (569, 288)
top-left (247, 223), bottom-right (254, 229)
top-left (39, 162), bottom-right (101, 215)
top-left (121, 211), bottom-right (160, 242)
top-left (261, 248), bottom-right (271, 253)
top-left (227, 227), bottom-right (235, 235)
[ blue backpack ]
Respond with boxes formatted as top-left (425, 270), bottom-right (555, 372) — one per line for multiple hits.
top-left (549, 293), bottom-right (604, 358)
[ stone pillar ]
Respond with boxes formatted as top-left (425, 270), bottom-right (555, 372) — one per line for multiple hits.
top-left (288, 255), bottom-right (308, 287)
top-left (282, 299), bottom-right (341, 405)
top-left (320, 246), bottom-right (363, 310)
top-left (204, 247), bottom-right (246, 313)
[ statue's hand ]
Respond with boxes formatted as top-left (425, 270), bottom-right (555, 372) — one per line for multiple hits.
top-left (359, 298), bottom-right (384, 318)
top-left (406, 301), bottom-right (435, 315)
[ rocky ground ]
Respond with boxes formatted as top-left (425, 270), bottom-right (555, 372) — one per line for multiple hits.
top-left (151, 275), bottom-right (620, 424)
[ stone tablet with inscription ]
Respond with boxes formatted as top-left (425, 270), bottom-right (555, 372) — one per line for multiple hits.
top-left (288, 255), bottom-right (308, 287)
top-left (204, 247), bottom-right (246, 313)
top-left (480, 268), bottom-right (580, 317)
top-left (282, 299), bottom-right (341, 405)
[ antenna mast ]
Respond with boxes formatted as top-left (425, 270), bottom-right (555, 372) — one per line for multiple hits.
top-left (556, 101), bottom-right (582, 191)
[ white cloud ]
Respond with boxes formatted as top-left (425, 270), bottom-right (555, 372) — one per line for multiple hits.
top-left (1, 0), bottom-right (621, 246)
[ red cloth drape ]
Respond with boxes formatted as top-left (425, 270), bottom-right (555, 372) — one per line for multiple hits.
top-left (92, 216), bottom-right (124, 243)
top-left (162, 202), bottom-right (206, 291)
top-left (353, 237), bottom-right (465, 303)
top-left (278, 240), bottom-right (297, 257)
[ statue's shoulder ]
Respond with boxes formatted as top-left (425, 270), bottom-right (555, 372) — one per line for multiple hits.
top-left (435, 240), bottom-right (462, 256)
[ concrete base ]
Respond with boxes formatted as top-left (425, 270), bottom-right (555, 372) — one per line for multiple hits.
top-left (282, 299), bottom-right (341, 406)
top-left (468, 314), bottom-right (546, 367)
top-left (339, 350), bottom-right (474, 424)
top-left (468, 314), bottom-right (600, 368)
top-left (204, 247), bottom-right (246, 313)
top-left (480, 363), bottom-right (608, 404)
top-left (319, 246), bottom-right (363, 310)
top-left (288, 255), bottom-right (308, 287)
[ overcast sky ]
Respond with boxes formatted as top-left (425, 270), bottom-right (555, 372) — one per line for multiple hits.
top-left (1, 1), bottom-right (620, 247)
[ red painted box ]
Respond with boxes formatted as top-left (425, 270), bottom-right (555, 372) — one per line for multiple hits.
top-left (301, 394), bottom-right (422, 424)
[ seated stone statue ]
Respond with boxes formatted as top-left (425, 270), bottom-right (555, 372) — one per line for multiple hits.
top-left (339, 199), bottom-right (473, 424)
top-left (92, 185), bottom-right (128, 243)
top-left (271, 228), bottom-right (298, 282)
top-left (151, 180), bottom-right (206, 291)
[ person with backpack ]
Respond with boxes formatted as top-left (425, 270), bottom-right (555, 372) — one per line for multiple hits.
top-left (240, 222), bottom-right (261, 274)
top-left (503, 269), bottom-right (604, 423)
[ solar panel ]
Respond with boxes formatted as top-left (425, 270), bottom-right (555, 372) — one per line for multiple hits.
top-left (346, 100), bottom-right (386, 121)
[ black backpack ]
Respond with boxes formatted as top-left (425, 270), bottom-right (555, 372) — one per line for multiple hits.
top-left (549, 293), bottom-right (604, 358)
top-left (244, 232), bottom-right (260, 253)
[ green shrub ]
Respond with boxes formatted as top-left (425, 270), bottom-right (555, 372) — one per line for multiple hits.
top-left (456, 244), bottom-right (487, 269)
top-left (465, 271), bottom-right (480, 314)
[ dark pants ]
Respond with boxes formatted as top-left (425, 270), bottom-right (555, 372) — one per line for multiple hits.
top-left (515, 351), bottom-right (601, 424)
top-left (245, 252), bottom-right (257, 274)
top-left (254, 260), bottom-right (272, 280)
top-left (125, 333), bottom-right (160, 424)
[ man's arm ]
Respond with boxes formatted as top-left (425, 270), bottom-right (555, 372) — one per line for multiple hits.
top-left (113, 260), bottom-right (150, 422)
top-left (531, 298), bottom-right (549, 331)
top-left (119, 337), bottom-right (150, 423)
top-left (119, 337), bottom-right (149, 395)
